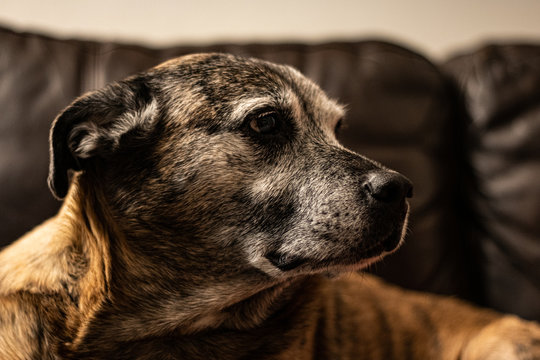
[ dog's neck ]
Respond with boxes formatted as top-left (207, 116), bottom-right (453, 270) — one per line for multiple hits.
top-left (0, 177), bottom-right (324, 356)
top-left (54, 178), bottom-right (322, 351)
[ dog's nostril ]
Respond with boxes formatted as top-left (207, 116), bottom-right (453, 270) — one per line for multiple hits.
top-left (364, 172), bottom-right (413, 203)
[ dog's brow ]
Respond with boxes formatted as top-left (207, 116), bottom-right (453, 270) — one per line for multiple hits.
top-left (230, 96), bottom-right (277, 122)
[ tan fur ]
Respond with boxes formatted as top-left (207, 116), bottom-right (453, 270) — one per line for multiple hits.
top-left (0, 177), bottom-right (110, 355)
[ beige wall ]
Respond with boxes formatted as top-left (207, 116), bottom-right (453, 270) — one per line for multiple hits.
top-left (1, 0), bottom-right (539, 58)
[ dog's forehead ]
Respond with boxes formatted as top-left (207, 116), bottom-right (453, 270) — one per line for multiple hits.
top-left (154, 53), bottom-right (344, 126)
top-left (155, 53), bottom-right (298, 86)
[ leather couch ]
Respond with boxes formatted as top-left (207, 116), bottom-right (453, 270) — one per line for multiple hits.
top-left (1, 25), bottom-right (538, 321)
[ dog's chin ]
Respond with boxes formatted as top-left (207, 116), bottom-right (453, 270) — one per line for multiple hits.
top-left (265, 223), bottom-right (406, 275)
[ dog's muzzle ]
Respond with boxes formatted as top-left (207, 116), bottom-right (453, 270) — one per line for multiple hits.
top-left (265, 170), bottom-right (413, 272)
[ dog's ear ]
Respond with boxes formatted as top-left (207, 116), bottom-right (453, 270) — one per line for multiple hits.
top-left (48, 77), bottom-right (158, 199)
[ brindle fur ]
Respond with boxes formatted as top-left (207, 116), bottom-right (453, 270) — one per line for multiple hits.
top-left (0, 54), bottom-right (539, 359)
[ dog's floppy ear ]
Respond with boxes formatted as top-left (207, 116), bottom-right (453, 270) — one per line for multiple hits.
top-left (48, 77), bottom-right (158, 199)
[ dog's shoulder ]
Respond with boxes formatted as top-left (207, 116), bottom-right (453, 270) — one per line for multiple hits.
top-left (0, 213), bottom-right (85, 359)
top-left (0, 216), bottom-right (76, 296)
top-left (0, 289), bottom-right (70, 360)
top-left (0, 290), bottom-right (44, 359)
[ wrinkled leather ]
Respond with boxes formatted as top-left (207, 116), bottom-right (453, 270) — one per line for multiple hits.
top-left (444, 44), bottom-right (540, 320)
top-left (0, 25), bottom-right (538, 320)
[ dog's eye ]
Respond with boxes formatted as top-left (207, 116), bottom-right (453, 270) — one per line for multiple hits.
top-left (249, 113), bottom-right (278, 134)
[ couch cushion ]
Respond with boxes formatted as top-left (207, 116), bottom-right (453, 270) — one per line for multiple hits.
top-left (445, 44), bottom-right (540, 320)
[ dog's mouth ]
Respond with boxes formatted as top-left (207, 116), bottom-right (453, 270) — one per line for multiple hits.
top-left (265, 224), bottom-right (405, 272)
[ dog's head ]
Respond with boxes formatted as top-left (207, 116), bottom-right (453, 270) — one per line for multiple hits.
top-left (49, 53), bottom-right (411, 292)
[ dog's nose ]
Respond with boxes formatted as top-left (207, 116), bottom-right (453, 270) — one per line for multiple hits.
top-left (363, 171), bottom-right (413, 203)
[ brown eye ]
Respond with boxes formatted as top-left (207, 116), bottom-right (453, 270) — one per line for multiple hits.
top-left (250, 114), bottom-right (278, 134)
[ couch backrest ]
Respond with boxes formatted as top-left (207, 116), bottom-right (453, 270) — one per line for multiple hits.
top-left (445, 44), bottom-right (540, 320)
top-left (3, 26), bottom-right (540, 322)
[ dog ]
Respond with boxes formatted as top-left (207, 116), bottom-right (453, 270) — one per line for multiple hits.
top-left (0, 53), bottom-right (539, 359)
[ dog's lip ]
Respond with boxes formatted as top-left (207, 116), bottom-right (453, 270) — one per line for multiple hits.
top-left (265, 226), bottom-right (404, 272)
top-left (265, 251), bottom-right (309, 271)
